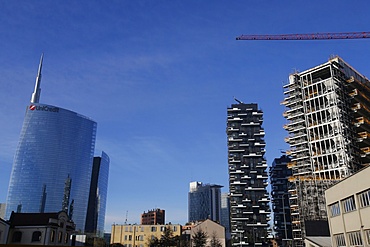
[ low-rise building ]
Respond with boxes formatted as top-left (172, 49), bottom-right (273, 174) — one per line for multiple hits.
top-left (191, 219), bottom-right (226, 247)
top-left (111, 223), bottom-right (181, 246)
top-left (5, 211), bottom-right (75, 245)
top-left (0, 217), bottom-right (10, 244)
top-left (140, 208), bottom-right (165, 225)
top-left (325, 165), bottom-right (370, 247)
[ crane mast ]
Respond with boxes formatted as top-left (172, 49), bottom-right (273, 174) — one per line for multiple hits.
top-left (236, 31), bottom-right (370, 40)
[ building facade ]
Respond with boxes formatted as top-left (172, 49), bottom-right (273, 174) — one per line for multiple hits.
top-left (0, 203), bottom-right (5, 219)
top-left (85, 152), bottom-right (110, 237)
top-left (7, 211), bottom-right (75, 245)
top-left (226, 102), bottom-right (270, 246)
top-left (188, 181), bottom-right (223, 223)
top-left (191, 219), bottom-right (226, 247)
top-left (220, 193), bottom-right (231, 240)
top-left (5, 56), bottom-right (99, 233)
top-left (269, 155), bottom-right (293, 246)
top-left (282, 56), bottom-right (370, 245)
top-left (325, 165), bottom-right (370, 247)
top-left (111, 224), bottom-right (181, 247)
top-left (0, 218), bottom-right (10, 244)
top-left (141, 208), bottom-right (165, 225)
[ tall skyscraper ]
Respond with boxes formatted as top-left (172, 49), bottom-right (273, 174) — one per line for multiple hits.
top-left (5, 55), bottom-right (99, 233)
top-left (188, 181), bottom-right (223, 223)
top-left (282, 56), bottom-right (370, 246)
top-left (226, 102), bottom-right (270, 247)
top-left (85, 152), bottom-right (110, 237)
top-left (269, 155), bottom-right (292, 246)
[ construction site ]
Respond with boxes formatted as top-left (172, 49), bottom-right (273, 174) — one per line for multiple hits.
top-left (281, 56), bottom-right (370, 246)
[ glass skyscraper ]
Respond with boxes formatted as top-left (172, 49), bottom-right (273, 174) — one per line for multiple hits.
top-left (5, 55), bottom-right (99, 233)
top-left (85, 152), bottom-right (110, 237)
top-left (188, 181), bottom-right (223, 223)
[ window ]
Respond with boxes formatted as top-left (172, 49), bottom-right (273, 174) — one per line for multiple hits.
top-left (64, 233), bottom-right (69, 244)
top-left (348, 231), bottom-right (363, 246)
top-left (32, 231), bottom-right (42, 242)
top-left (160, 226), bottom-right (166, 232)
top-left (358, 189), bottom-right (370, 208)
top-left (151, 226), bottom-right (157, 232)
top-left (329, 202), bottom-right (341, 217)
top-left (58, 232), bottom-right (62, 243)
top-left (365, 229), bottom-right (370, 245)
top-left (12, 231), bottom-right (22, 242)
top-left (173, 226), bottom-right (177, 232)
top-left (334, 234), bottom-right (346, 247)
top-left (50, 230), bottom-right (56, 242)
top-left (342, 196), bottom-right (356, 213)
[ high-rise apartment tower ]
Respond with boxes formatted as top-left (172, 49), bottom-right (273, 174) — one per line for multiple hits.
top-left (226, 102), bottom-right (270, 247)
top-left (5, 56), bottom-right (103, 233)
top-left (282, 56), bottom-right (370, 246)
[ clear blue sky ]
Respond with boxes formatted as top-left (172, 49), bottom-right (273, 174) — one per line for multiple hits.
top-left (0, 0), bottom-right (369, 233)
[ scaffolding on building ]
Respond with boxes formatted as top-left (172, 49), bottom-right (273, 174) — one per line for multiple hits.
top-left (281, 56), bottom-right (370, 246)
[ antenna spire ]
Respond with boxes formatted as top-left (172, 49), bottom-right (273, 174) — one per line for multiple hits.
top-left (31, 53), bottom-right (43, 103)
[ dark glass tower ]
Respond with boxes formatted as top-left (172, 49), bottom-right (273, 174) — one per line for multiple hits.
top-left (269, 155), bottom-right (292, 246)
top-left (85, 152), bottom-right (110, 237)
top-left (227, 102), bottom-right (270, 247)
top-left (5, 56), bottom-right (97, 233)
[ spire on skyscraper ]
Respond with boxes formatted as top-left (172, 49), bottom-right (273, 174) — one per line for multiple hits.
top-left (30, 53), bottom-right (43, 103)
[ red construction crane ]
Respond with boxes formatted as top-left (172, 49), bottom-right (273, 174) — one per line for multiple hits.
top-left (236, 31), bottom-right (370, 41)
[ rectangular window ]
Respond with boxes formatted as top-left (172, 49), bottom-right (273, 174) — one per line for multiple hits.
top-left (342, 196), bottom-right (356, 213)
top-left (151, 226), bottom-right (157, 232)
top-left (329, 202), bottom-right (341, 217)
top-left (160, 226), bottom-right (165, 232)
top-left (334, 234), bottom-right (346, 247)
top-left (358, 189), bottom-right (370, 208)
top-left (348, 231), bottom-right (363, 246)
top-left (50, 230), bottom-right (55, 242)
top-left (365, 229), bottom-right (370, 245)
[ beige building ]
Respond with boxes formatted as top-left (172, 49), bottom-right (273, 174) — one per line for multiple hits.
top-left (191, 219), bottom-right (226, 247)
top-left (325, 165), bottom-right (370, 247)
top-left (111, 223), bottom-right (181, 247)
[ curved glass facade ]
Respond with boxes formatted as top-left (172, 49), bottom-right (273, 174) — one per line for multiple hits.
top-left (5, 103), bottom-right (97, 232)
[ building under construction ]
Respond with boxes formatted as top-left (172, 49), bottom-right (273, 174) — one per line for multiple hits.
top-left (281, 56), bottom-right (370, 246)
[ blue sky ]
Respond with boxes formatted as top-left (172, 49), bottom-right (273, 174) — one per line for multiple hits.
top-left (0, 1), bottom-right (369, 232)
